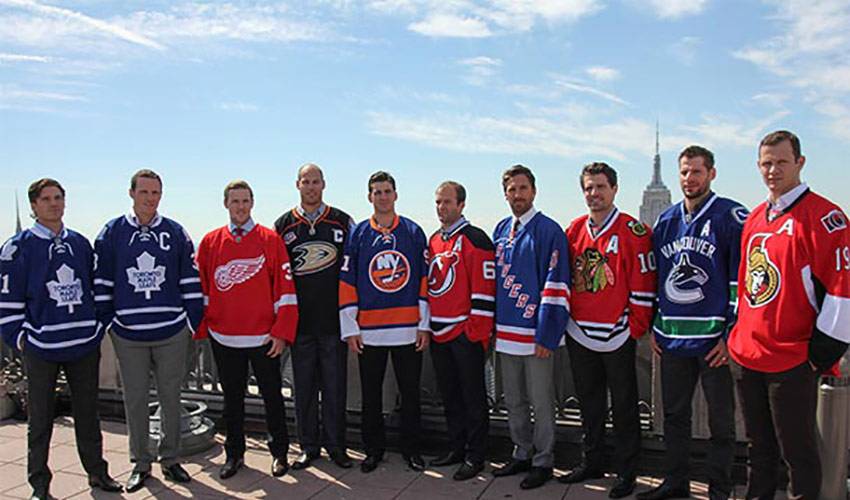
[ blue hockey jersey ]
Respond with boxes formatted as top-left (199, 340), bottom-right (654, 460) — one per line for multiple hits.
top-left (0, 224), bottom-right (103, 362)
top-left (652, 193), bottom-right (748, 356)
top-left (94, 213), bottom-right (203, 342)
top-left (492, 209), bottom-right (570, 355)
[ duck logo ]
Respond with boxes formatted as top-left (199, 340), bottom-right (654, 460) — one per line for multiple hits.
top-left (369, 250), bottom-right (410, 293)
top-left (291, 241), bottom-right (338, 276)
top-left (664, 253), bottom-right (709, 304)
top-left (744, 233), bottom-right (781, 308)
top-left (428, 252), bottom-right (459, 297)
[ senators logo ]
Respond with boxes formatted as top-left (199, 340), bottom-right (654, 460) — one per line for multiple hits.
top-left (291, 241), bottom-right (338, 276)
top-left (215, 255), bottom-right (265, 292)
top-left (369, 250), bottom-right (410, 293)
top-left (573, 248), bottom-right (614, 293)
top-left (744, 233), bottom-right (781, 308)
top-left (428, 252), bottom-right (459, 297)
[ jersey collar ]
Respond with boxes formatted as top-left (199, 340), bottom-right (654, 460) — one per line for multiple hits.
top-left (586, 206), bottom-right (619, 240)
top-left (125, 211), bottom-right (163, 229)
top-left (512, 206), bottom-right (537, 230)
top-left (370, 214), bottom-right (399, 234)
top-left (680, 192), bottom-right (717, 226)
top-left (440, 216), bottom-right (469, 240)
top-left (229, 218), bottom-right (256, 235)
top-left (768, 183), bottom-right (808, 212)
top-left (31, 222), bottom-right (68, 240)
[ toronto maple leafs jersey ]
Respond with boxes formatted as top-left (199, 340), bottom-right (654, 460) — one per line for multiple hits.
top-left (0, 224), bottom-right (104, 362)
top-left (653, 193), bottom-right (748, 356)
top-left (492, 209), bottom-right (570, 356)
top-left (339, 215), bottom-right (429, 346)
top-left (94, 213), bottom-right (203, 342)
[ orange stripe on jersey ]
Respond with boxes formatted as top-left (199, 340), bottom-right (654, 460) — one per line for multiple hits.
top-left (419, 276), bottom-right (428, 298)
top-left (359, 306), bottom-right (419, 327)
top-left (339, 282), bottom-right (359, 307)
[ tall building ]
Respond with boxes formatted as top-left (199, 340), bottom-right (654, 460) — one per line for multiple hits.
top-left (15, 191), bottom-right (23, 235)
top-left (639, 123), bottom-right (672, 226)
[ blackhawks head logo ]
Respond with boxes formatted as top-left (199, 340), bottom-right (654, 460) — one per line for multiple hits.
top-left (573, 248), bottom-right (614, 293)
top-left (744, 233), bottom-right (781, 308)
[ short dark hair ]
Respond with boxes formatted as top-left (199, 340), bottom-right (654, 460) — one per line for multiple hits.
top-left (759, 130), bottom-right (802, 160)
top-left (436, 181), bottom-right (466, 204)
top-left (580, 162), bottom-right (618, 188)
top-left (501, 164), bottom-right (535, 192)
top-left (223, 180), bottom-right (253, 202)
top-left (130, 169), bottom-right (162, 191)
top-left (28, 178), bottom-right (65, 203)
top-left (368, 171), bottom-right (396, 193)
top-left (678, 145), bottom-right (715, 169)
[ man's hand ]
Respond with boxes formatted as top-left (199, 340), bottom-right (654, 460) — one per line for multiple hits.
top-left (704, 338), bottom-right (729, 368)
top-left (265, 336), bottom-right (285, 358)
top-left (416, 330), bottom-right (430, 352)
top-left (534, 344), bottom-right (552, 359)
top-left (650, 334), bottom-right (662, 356)
top-left (347, 335), bottom-right (364, 355)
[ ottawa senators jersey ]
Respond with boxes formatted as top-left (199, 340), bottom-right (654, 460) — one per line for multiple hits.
top-left (427, 218), bottom-right (496, 344)
top-left (566, 208), bottom-right (657, 352)
top-left (729, 187), bottom-right (850, 373)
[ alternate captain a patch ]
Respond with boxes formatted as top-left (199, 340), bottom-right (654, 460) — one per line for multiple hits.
top-left (744, 233), bottom-right (781, 308)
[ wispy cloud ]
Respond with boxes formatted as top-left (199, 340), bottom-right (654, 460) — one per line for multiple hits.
top-left (0, 52), bottom-right (50, 63)
top-left (0, 84), bottom-right (86, 102)
top-left (457, 56), bottom-right (502, 85)
top-left (217, 101), bottom-right (259, 113)
top-left (409, 13), bottom-right (492, 38)
top-left (585, 66), bottom-right (620, 82)
top-left (551, 74), bottom-right (630, 106)
top-left (646, 0), bottom-right (708, 19)
top-left (678, 110), bottom-right (791, 148)
top-left (668, 36), bottom-right (701, 65)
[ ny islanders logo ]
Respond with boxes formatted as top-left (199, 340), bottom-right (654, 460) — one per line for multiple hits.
top-left (214, 255), bottom-right (265, 291)
top-left (369, 250), bottom-right (410, 293)
top-left (291, 242), bottom-right (338, 276)
top-left (744, 233), bottom-right (781, 308)
top-left (664, 253), bottom-right (709, 304)
top-left (573, 248), bottom-right (614, 293)
top-left (428, 252), bottom-right (459, 297)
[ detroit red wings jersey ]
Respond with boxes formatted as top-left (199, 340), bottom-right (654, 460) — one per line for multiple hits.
top-left (566, 208), bottom-right (657, 352)
top-left (195, 224), bottom-right (298, 346)
top-left (729, 188), bottom-right (850, 373)
top-left (427, 219), bottom-right (496, 344)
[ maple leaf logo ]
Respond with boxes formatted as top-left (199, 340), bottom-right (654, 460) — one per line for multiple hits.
top-left (126, 251), bottom-right (166, 299)
top-left (46, 264), bottom-right (84, 313)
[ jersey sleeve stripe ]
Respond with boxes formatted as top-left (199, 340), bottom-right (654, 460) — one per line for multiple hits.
top-left (93, 278), bottom-right (114, 287)
top-left (817, 294), bottom-right (850, 343)
top-left (179, 277), bottom-right (201, 285)
top-left (0, 302), bottom-right (25, 309)
top-left (273, 294), bottom-right (298, 313)
top-left (0, 314), bottom-right (26, 326)
top-left (471, 293), bottom-right (495, 301)
top-left (339, 282), bottom-right (359, 308)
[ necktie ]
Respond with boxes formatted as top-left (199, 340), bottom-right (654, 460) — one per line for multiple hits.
top-left (510, 219), bottom-right (520, 242)
top-left (234, 227), bottom-right (244, 242)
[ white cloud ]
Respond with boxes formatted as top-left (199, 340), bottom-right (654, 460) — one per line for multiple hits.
top-left (409, 13), bottom-right (492, 38)
top-left (678, 110), bottom-right (791, 148)
top-left (217, 101), bottom-right (259, 112)
top-left (668, 36), bottom-right (701, 65)
top-left (585, 66), bottom-right (620, 82)
top-left (647, 0), bottom-right (708, 19)
top-left (0, 52), bottom-right (49, 63)
top-left (551, 74), bottom-right (630, 106)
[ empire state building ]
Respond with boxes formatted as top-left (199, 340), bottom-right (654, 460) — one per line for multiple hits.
top-left (639, 124), bottom-right (672, 226)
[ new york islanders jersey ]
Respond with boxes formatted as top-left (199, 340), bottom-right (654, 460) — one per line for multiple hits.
top-left (566, 208), bottom-right (656, 353)
top-left (0, 224), bottom-right (104, 362)
top-left (492, 209), bottom-right (570, 356)
top-left (653, 193), bottom-right (748, 356)
top-left (339, 215), bottom-right (429, 346)
top-left (195, 223), bottom-right (298, 347)
top-left (94, 213), bottom-right (203, 342)
top-left (427, 218), bottom-right (495, 344)
top-left (729, 187), bottom-right (850, 373)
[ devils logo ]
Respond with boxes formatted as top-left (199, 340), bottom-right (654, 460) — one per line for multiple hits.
top-left (428, 252), bottom-right (459, 297)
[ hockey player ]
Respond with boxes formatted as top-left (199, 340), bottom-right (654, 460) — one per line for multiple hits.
top-left (638, 146), bottom-right (746, 500)
top-left (0, 179), bottom-right (122, 500)
top-left (728, 130), bottom-right (850, 500)
top-left (491, 165), bottom-right (570, 490)
top-left (195, 180), bottom-right (298, 479)
top-left (427, 181), bottom-right (495, 481)
top-left (339, 171), bottom-right (429, 473)
top-left (561, 162), bottom-right (656, 499)
top-left (275, 164), bottom-right (354, 470)
top-left (94, 170), bottom-right (202, 492)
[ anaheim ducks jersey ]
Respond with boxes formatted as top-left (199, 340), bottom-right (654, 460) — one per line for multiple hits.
top-left (275, 205), bottom-right (352, 337)
top-left (566, 208), bottom-right (656, 353)
top-left (652, 193), bottom-right (748, 356)
top-left (339, 215), bottom-right (429, 346)
top-left (427, 217), bottom-right (496, 344)
top-left (729, 186), bottom-right (850, 373)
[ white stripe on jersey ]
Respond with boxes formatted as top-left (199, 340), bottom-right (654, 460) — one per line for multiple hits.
top-left (818, 293), bottom-right (850, 343)
top-left (116, 306), bottom-right (184, 316)
top-left (113, 312), bottom-right (187, 331)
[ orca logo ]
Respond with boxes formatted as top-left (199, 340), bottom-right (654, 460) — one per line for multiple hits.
top-left (369, 250), bottom-right (410, 293)
top-left (664, 253), bottom-right (709, 304)
top-left (291, 241), bottom-right (338, 276)
top-left (428, 252), bottom-right (459, 297)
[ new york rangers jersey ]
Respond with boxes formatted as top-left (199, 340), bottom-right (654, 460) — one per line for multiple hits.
top-left (339, 215), bottom-right (429, 346)
top-left (0, 224), bottom-right (104, 362)
top-left (653, 193), bottom-right (748, 356)
top-left (566, 208), bottom-right (656, 353)
top-left (94, 213), bottom-right (203, 342)
top-left (492, 209), bottom-right (570, 356)
top-left (427, 218), bottom-right (496, 344)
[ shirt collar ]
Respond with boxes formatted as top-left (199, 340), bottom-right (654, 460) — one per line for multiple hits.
top-left (513, 206), bottom-right (537, 228)
top-left (297, 203), bottom-right (326, 222)
top-left (229, 218), bottom-right (256, 235)
top-left (125, 211), bottom-right (162, 228)
top-left (31, 222), bottom-right (67, 240)
top-left (440, 216), bottom-right (469, 239)
top-left (769, 183), bottom-right (808, 212)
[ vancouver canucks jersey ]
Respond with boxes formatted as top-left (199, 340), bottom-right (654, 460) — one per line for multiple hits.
top-left (0, 224), bottom-right (103, 362)
top-left (653, 194), bottom-right (748, 356)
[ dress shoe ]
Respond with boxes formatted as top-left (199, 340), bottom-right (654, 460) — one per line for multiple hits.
top-left (520, 467), bottom-right (552, 490)
top-left (292, 451), bottom-right (320, 470)
top-left (29, 489), bottom-right (50, 500)
top-left (453, 460), bottom-right (484, 481)
top-left (635, 481), bottom-right (690, 500)
top-left (272, 456), bottom-right (289, 477)
top-left (403, 453), bottom-right (426, 471)
top-left (558, 464), bottom-right (604, 484)
top-left (609, 476), bottom-right (637, 499)
top-left (125, 470), bottom-right (151, 493)
top-left (492, 458), bottom-right (531, 477)
top-left (219, 457), bottom-right (244, 479)
top-left (430, 450), bottom-right (464, 467)
top-left (360, 454), bottom-right (382, 473)
top-left (328, 448), bottom-right (353, 469)
top-left (163, 463), bottom-right (191, 483)
top-left (88, 473), bottom-right (123, 492)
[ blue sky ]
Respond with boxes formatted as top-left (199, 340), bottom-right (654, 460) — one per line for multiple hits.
top-left (2, 0), bottom-right (849, 242)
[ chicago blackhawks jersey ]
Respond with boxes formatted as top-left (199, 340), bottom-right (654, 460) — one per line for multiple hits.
top-left (339, 215), bottom-right (429, 346)
top-left (566, 208), bottom-right (656, 353)
top-left (729, 186), bottom-right (850, 373)
top-left (427, 217), bottom-right (496, 344)
top-left (653, 193), bottom-right (748, 356)
top-left (0, 224), bottom-right (103, 362)
top-left (492, 209), bottom-right (570, 356)
top-left (275, 204), bottom-right (352, 337)
top-left (195, 221), bottom-right (298, 347)
top-left (94, 213), bottom-right (203, 342)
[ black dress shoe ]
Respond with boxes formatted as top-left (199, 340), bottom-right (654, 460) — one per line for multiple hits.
top-left (430, 450), bottom-right (465, 467)
top-left (403, 453), bottom-right (426, 471)
top-left (609, 476), bottom-right (637, 499)
top-left (219, 457), bottom-right (244, 479)
top-left (292, 451), bottom-right (320, 470)
top-left (558, 464), bottom-right (604, 484)
top-left (520, 467), bottom-right (552, 490)
top-left (125, 470), bottom-right (151, 493)
top-left (328, 448), bottom-right (353, 469)
top-left (163, 463), bottom-right (192, 483)
top-left (88, 473), bottom-right (123, 492)
top-left (635, 481), bottom-right (690, 500)
top-left (360, 454), bottom-right (382, 473)
top-left (29, 489), bottom-right (50, 500)
top-left (453, 460), bottom-right (484, 481)
top-left (492, 458), bottom-right (531, 478)
top-left (272, 456), bottom-right (289, 477)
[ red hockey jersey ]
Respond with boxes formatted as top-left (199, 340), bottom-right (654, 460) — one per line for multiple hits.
top-left (566, 208), bottom-right (657, 352)
top-left (195, 223), bottom-right (298, 346)
top-left (729, 188), bottom-right (850, 373)
top-left (427, 219), bottom-right (496, 344)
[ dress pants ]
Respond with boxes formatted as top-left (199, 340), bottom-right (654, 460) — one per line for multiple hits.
top-left (25, 347), bottom-right (108, 492)
top-left (210, 338), bottom-right (290, 459)
top-left (358, 343), bottom-right (422, 457)
top-left (499, 351), bottom-right (555, 468)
